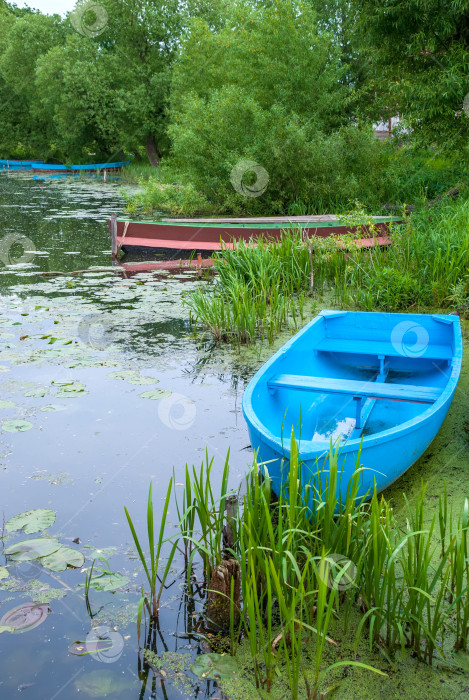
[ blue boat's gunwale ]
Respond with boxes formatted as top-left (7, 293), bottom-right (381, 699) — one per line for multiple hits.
top-left (31, 161), bottom-right (130, 171)
top-left (0, 159), bottom-right (44, 165)
top-left (242, 311), bottom-right (462, 459)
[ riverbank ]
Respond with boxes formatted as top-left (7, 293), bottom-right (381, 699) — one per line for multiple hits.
top-left (185, 196), bottom-right (469, 346)
top-left (0, 172), bottom-right (467, 699)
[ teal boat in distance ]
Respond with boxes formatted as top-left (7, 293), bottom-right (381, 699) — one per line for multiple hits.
top-left (0, 160), bottom-right (44, 170)
top-left (242, 310), bottom-right (462, 504)
top-left (31, 161), bottom-right (130, 173)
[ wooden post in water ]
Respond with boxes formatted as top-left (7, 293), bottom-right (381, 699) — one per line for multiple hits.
top-left (110, 213), bottom-right (118, 259)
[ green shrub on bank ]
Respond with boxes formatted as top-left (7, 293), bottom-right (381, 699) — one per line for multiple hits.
top-left (125, 181), bottom-right (214, 217)
top-left (126, 144), bottom-right (467, 217)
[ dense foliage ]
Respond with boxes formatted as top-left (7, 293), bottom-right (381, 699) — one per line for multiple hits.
top-left (350, 0), bottom-right (469, 155)
top-left (0, 0), bottom-right (467, 212)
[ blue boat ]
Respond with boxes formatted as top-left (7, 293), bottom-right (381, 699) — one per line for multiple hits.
top-left (242, 310), bottom-right (462, 503)
top-left (0, 160), bottom-right (44, 170)
top-left (31, 161), bottom-right (130, 173)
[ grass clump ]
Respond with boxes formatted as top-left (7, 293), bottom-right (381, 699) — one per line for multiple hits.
top-left (128, 439), bottom-right (469, 698)
top-left (185, 196), bottom-right (469, 345)
top-left (184, 232), bottom-right (310, 345)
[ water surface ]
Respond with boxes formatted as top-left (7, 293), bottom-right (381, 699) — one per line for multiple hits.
top-left (0, 172), bottom-right (256, 699)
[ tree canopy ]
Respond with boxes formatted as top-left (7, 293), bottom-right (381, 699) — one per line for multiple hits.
top-left (0, 0), bottom-right (466, 211)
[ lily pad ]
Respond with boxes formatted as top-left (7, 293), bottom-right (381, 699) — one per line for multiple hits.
top-left (69, 638), bottom-right (113, 657)
top-left (55, 382), bottom-right (88, 398)
top-left (0, 400), bottom-right (16, 409)
top-left (39, 547), bottom-right (84, 572)
top-left (0, 625), bottom-right (15, 633)
top-left (5, 508), bottom-right (56, 534)
top-left (127, 377), bottom-right (159, 385)
top-left (24, 387), bottom-right (47, 398)
top-left (139, 389), bottom-right (172, 400)
top-left (0, 566), bottom-right (9, 580)
top-left (40, 404), bottom-right (66, 412)
top-left (4, 537), bottom-right (61, 562)
top-left (88, 573), bottom-right (130, 592)
top-left (190, 652), bottom-right (239, 680)
top-left (108, 370), bottom-right (139, 380)
top-left (87, 546), bottom-right (117, 560)
top-left (0, 603), bottom-right (50, 633)
top-left (2, 419), bottom-right (33, 433)
top-left (74, 669), bottom-right (134, 698)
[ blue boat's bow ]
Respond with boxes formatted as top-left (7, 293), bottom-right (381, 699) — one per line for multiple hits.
top-left (243, 310), bottom-right (462, 502)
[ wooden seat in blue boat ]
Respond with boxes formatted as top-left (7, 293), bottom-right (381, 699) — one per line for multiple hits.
top-left (267, 374), bottom-right (441, 404)
top-left (267, 373), bottom-right (442, 430)
top-left (315, 338), bottom-right (451, 361)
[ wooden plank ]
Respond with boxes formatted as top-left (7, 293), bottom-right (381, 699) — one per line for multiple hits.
top-left (158, 215), bottom-right (399, 224)
top-left (117, 237), bottom-right (232, 250)
top-left (267, 374), bottom-right (441, 404)
top-left (110, 213), bottom-right (118, 258)
top-left (120, 258), bottom-right (214, 273)
top-left (160, 215), bottom-right (338, 223)
top-left (117, 234), bottom-right (389, 252)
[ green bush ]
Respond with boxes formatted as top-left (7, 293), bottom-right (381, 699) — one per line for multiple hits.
top-left (361, 267), bottom-right (422, 310)
top-left (125, 181), bottom-right (214, 217)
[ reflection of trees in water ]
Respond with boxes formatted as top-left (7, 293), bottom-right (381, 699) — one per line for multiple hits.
top-left (0, 174), bottom-right (124, 274)
top-left (183, 349), bottom-right (254, 393)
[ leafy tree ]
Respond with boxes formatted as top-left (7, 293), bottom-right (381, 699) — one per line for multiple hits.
top-left (350, 0), bottom-right (469, 155)
top-left (34, 36), bottom-right (126, 162)
top-left (71, 0), bottom-right (203, 164)
top-left (166, 0), bottom-right (380, 213)
top-left (0, 8), bottom-right (66, 156)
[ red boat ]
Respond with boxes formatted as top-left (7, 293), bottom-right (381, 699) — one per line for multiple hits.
top-left (108, 215), bottom-right (400, 254)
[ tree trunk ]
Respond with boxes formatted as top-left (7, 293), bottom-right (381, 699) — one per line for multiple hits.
top-left (146, 133), bottom-right (160, 166)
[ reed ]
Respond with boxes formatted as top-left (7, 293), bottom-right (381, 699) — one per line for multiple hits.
top-left (184, 233), bottom-right (310, 345)
top-left (126, 435), bottom-right (468, 693)
top-left (125, 479), bottom-right (179, 623)
top-left (173, 451), bottom-right (237, 583)
top-left (185, 196), bottom-right (469, 345)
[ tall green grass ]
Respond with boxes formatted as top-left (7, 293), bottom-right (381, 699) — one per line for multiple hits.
top-left (185, 196), bottom-right (469, 345)
top-left (172, 438), bottom-right (469, 691)
top-left (127, 439), bottom-right (468, 694)
top-left (185, 231), bottom-right (310, 345)
top-left (125, 479), bottom-right (178, 625)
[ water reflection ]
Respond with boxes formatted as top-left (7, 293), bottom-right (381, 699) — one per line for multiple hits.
top-left (0, 172), bottom-right (257, 698)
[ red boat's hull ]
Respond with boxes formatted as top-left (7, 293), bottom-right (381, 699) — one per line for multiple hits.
top-left (109, 216), bottom-right (397, 253)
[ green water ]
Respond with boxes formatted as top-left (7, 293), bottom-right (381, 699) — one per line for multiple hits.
top-left (0, 171), bottom-right (467, 699)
